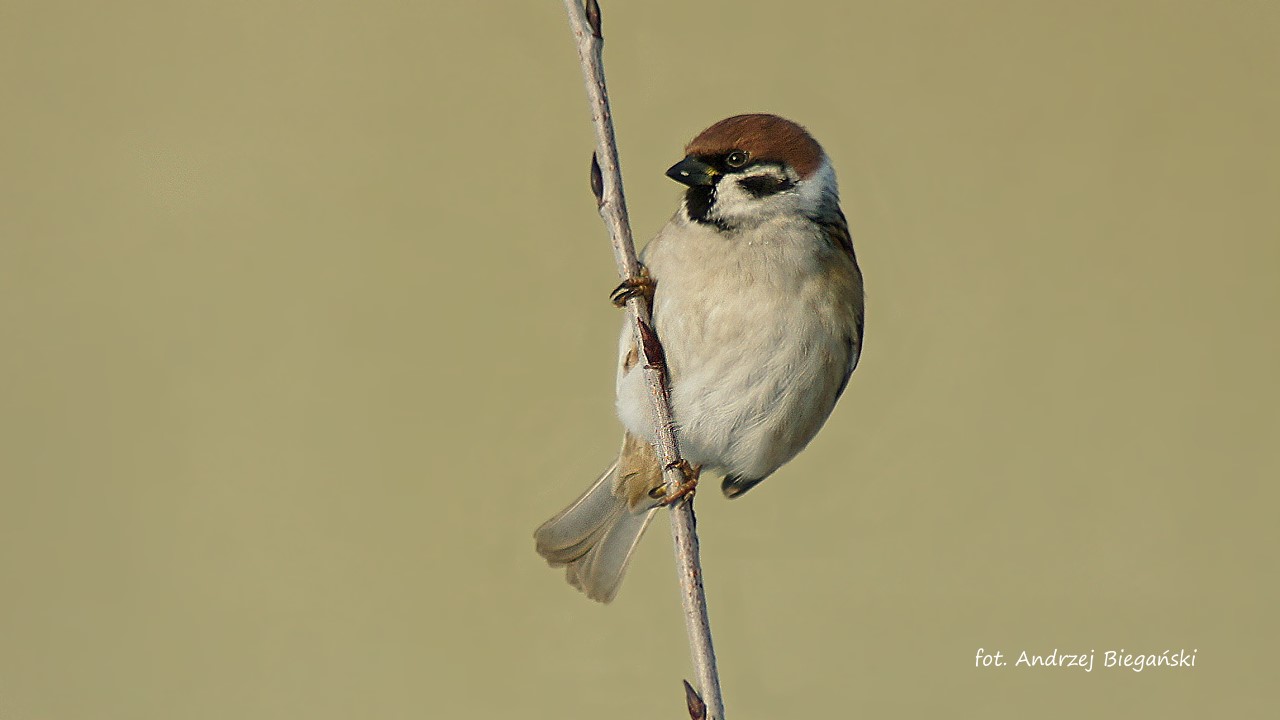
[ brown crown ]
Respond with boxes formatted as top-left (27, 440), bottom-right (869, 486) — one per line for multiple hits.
top-left (683, 114), bottom-right (825, 179)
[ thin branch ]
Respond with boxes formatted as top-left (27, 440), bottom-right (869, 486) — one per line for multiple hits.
top-left (561, 1), bottom-right (726, 719)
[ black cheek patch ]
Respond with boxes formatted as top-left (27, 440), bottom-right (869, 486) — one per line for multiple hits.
top-left (739, 174), bottom-right (796, 198)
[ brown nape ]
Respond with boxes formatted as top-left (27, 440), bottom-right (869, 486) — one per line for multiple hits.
top-left (684, 114), bottom-right (825, 179)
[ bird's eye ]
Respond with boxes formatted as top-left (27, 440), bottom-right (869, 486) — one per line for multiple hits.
top-left (725, 150), bottom-right (749, 168)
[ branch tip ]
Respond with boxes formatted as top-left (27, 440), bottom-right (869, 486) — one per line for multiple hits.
top-left (585, 0), bottom-right (602, 38)
top-left (683, 680), bottom-right (707, 720)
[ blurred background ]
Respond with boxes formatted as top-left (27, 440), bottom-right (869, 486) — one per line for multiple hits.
top-left (2, 1), bottom-right (1277, 718)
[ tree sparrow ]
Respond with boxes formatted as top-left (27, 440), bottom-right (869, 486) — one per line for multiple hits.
top-left (535, 114), bottom-right (865, 602)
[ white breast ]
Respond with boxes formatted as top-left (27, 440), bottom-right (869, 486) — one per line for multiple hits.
top-left (616, 213), bottom-right (854, 481)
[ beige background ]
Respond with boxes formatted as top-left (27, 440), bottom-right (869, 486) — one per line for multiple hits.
top-left (2, 1), bottom-right (1277, 718)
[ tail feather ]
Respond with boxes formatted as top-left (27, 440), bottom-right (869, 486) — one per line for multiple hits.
top-left (534, 462), bottom-right (657, 603)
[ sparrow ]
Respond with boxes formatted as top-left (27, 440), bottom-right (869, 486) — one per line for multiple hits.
top-left (534, 114), bottom-right (865, 602)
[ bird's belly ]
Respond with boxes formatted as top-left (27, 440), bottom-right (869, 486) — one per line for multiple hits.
top-left (617, 273), bottom-right (846, 480)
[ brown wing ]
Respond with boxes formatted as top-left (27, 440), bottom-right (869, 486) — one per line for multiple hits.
top-left (816, 206), bottom-right (865, 398)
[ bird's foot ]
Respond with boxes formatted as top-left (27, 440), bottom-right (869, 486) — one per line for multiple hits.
top-left (650, 459), bottom-right (700, 506)
top-left (610, 267), bottom-right (655, 308)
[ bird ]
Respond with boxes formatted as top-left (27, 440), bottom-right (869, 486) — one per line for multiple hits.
top-left (534, 114), bottom-right (865, 602)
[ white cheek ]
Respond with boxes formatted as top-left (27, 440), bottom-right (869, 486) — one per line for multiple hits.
top-left (798, 159), bottom-right (837, 209)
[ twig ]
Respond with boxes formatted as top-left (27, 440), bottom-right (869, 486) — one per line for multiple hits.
top-left (561, 1), bottom-right (726, 718)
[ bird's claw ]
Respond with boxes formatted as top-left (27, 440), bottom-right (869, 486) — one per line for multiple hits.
top-left (649, 459), bottom-right (700, 505)
top-left (611, 268), bottom-right (655, 308)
